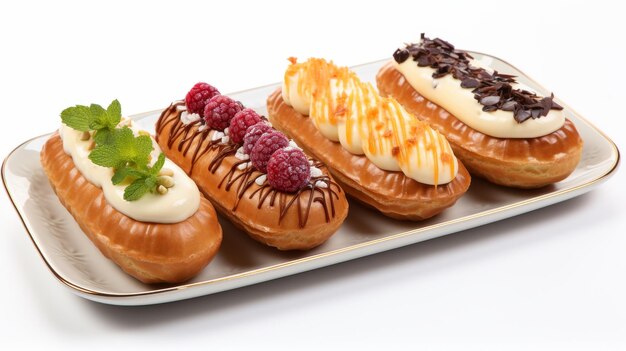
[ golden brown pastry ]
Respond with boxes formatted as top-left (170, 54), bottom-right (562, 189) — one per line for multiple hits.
top-left (376, 35), bottom-right (583, 188)
top-left (155, 84), bottom-right (348, 250)
top-left (267, 58), bottom-right (470, 220)
top-left (41, 133), bottom-right (222, 284)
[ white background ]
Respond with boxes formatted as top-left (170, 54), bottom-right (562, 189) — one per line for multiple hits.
top-left (1, 0), bottom-right (625, 349)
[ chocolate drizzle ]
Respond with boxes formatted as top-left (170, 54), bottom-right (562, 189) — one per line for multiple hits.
top-left (156, 101), bottom-right (221, 176)
top-left (156, 102), bottom-right (342, 228)
top-left (393, 33), bottom-right (563, 123)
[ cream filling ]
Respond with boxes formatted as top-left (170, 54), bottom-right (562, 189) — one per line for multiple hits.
top-left (394, 59), bottom-right (565, 138)
top-left (58, 123), bottom-right (200, 223)
top-left (337, 81), bottom-right (370, 155)
top-left (386, 99), bottom-right (458, 184)
top-left (310, 77), bottom-right (351, 142)
top-left (282, 70), bottom-right (311, 116)
top-left (359, 84), bottom-right (401, 172)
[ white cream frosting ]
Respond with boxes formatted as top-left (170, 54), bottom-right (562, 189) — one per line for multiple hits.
top-left (385, 99), bottom-right (458, 184)
top-left (359, 88), bottom-right (401, 172)
top-left (394, 56), bottom-right (565, 138)
top-left (336, 80), bottom-right (372, 155)
top-left (309, 77), bottom-right (348, 142)
top-left (282, 58), bottom-right (458, 185)
top-left (58, 123), bottom-right (200, 223)
top-left (282, 69), bottom-right (311, 116)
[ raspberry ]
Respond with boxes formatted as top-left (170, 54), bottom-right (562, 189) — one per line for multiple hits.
top-left (229, 108), bottom-right (262, 144)
top-left (250, 131), bottom-right (289, 173)
top-left (267, 148), bottom-right (311, 192)
top-left (242, 122), bottom-right (272, 155)
top-left (203, 95), bottom-right (243, 131)
top-left (185, 82), bottom-right (220, 114)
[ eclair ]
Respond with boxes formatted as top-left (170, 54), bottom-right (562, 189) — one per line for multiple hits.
top-left (376, 34), bottom-right (583, 188)
top-left (267, 58), bottom-right (471, 220)
top-left (155, 83), bottom-right (349, 250)
top-left (41, 100), bottom-right (222, 284)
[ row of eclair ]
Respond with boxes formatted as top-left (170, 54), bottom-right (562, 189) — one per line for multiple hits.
top-left (40, 34), bottom-right (583, 283)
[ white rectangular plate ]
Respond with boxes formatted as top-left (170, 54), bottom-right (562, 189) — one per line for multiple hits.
top-left (2, 54), bottom-right (620, 305)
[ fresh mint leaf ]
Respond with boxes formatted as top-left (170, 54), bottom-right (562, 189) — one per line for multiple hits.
top-left (88, 103), bottom-right (108, 130)
top-left (134, 136), bottom-right (153, 165)
top-left (111, 166), bottom-right (148, 185)
top-left (111, 127), bottom-right (153, 167)
top-left (89, 120), bottom-right (105, 131)
top-left (61, 99), bottom-right (122, 134)
top-left (112, 128), bottom-right (137, 160)
top-left (111, 168), bottom-right (130, 185)
top-left (144, 176), bottom-right (157, 190)
top-left (112, 125), bottom-right (134, 143)
top-left (93, 128), bottom-right (115, 146)
top-left (150, 153), bottom-right (166, 175)
top-left (90, 127), bottom-right (154, 169)
top-left (63, 99), bottom-right (164, 202)
top-left (60, 105), bottom-right (92, 131)
top-left (124, 178), bottom-right (150, 201)
top-left (107, 99), bottom-right (122, 126)
top-left (88, 145), bottom-right (120, 168)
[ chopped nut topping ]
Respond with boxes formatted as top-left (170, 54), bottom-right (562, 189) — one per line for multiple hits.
top-left (157, 175), bottom-right (175, 188)
top-left (158, 168), bottom-right (174, 177)
top-left (157, 185), bottom-right (168, 195)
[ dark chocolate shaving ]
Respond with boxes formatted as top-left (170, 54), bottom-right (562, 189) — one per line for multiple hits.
top-left (480, 95), bottom-right (500, 106)
top-left (460, 78), bottom-right (479, 89)
top-left (393, 48), bottom-right (410, 64)
top-left (394, 34), bottom-right (563, 123)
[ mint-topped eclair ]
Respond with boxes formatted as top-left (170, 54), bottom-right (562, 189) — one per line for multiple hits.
top-left (41, 100), bottom-right (222, 283)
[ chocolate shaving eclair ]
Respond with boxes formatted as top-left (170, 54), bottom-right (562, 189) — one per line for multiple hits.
top-left (267, 58), bottom-right (470, 220)
top-left (155, 101), bottom-right (349, 250)
top-left (377, 35), bottom-right (583, 188)
top-left (41, 133), bottom-right (222, 284)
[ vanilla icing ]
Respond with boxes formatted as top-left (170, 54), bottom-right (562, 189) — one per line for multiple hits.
top-left (337, 79), bottom-right (371, 155)
top-left (58, 123), bottom-right (200, 223)
top-left (394, 56), bottom-right (565, 138)
top-left (282, 68), bottom-right (311, 115)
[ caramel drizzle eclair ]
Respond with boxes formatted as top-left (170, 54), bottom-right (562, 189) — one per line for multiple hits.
top-left (269, 58), bottom-right (471, 220)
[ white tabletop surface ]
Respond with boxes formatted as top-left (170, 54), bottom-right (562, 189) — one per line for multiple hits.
top-left (1, 0), bottom-right (625, 349)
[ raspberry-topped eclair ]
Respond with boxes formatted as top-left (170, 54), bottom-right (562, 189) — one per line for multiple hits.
top-left (155, 83), bottom-right (348, 250)
top-left (376, 34), bottom-right (583, 188)
top-left (268, 58), bottom-right (471, 220)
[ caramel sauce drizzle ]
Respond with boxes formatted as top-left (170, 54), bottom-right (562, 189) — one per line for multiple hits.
top-left (156, 102), bottom-right (341, 228)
